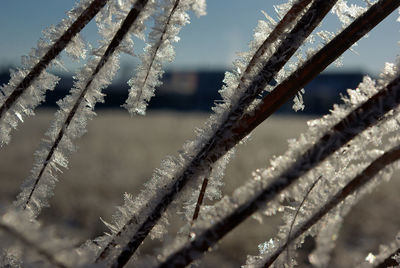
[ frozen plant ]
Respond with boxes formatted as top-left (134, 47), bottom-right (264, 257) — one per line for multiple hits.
top-left (0, 0), bottom-right (400, 267)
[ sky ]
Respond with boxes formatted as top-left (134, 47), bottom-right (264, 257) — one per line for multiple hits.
top-left (0, 0), bottom-right (399, 76)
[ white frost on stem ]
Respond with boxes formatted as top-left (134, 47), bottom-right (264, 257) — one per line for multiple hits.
top-left (0, 0), bottom-right (93, 145)
top-left (243, 60), bottom-right (400, 267)
top-left (123, 0), bottom-right (206, 116)
top-left (14, 0), bottom-right (155, 219)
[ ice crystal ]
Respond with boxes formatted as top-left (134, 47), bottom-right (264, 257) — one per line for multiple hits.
top-left (0, 0), bottom-right (96, 146)
top-left (124, 0), bottom-right (205, 115)
top-left (154, 56), bottom-right (400, 267)
top-left (14, 0), bottom-right (156, 219)
top-left (241, 59), bottom-right (400, 267)
top-left (100, 2), bottom-right (352, 265)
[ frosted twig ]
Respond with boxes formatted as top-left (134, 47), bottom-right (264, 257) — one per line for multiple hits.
top-left (234, 0), bottom-right (400, 140)
top-left (191, 0), bottom-right (312, 227)
top-left (22, 0), bottom-right (149, 211)
top-left (124, 0), bottom-right (182, 115)
top-left (237, 0), bottom-right (312, 88)
top-left (0, 0), bottom-right (108, 120)
top-left (156, 74), bottom-right (400, 267)
top-left (95, 1), bottom-right (336, 264)
top-left (263, 144), bottom-right (400, 267)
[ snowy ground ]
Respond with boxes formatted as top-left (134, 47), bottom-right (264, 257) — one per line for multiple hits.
top-left (1, 110), bottom-right (399, 267)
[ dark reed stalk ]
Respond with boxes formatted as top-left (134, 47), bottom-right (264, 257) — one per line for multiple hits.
top-left (0, 0), bottom-right (108, 119)
top-left (263, 144), bottom-right (400, 267)
top-left (131, 0), bottom-right (181, 112)
top-left (23, 0), bottom-right (149, 209)
top-left (190, 176), bottom-right (209, 226)
top-left (95, 2), bottom-right (337, 266)
top-left (232, 0), bottom-right (400, 141)
top-left (191, 0), bottom-right (313, 227)
top-left (156, 74), bottom-right (400, 267)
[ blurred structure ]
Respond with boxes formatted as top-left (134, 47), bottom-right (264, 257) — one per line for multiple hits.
top-left (0, 69), bottom-right (364, 115)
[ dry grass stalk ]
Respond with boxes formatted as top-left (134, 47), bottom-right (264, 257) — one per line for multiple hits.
top-left (23, 0), bottom-right (149, 209)
top-left (95, 1), bottom-right (339, 265)
top-left (157, 74), bottom-right (400, 267)
top-left (0, 0), bottom-right (108, 119)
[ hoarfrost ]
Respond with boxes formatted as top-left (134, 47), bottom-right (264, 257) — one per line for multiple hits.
top-left (124, 0), bottom-right (205, 115)
top-left (0, 0), bottom-right (96, 145)
top-left (14, 0), bottom-right (155, 219)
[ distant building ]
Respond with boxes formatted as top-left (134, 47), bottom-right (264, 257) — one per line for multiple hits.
top-left (0, 70), bottom-right (365, 115)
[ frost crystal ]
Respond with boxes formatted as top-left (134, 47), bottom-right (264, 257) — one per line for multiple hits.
top-left (124, 0), bottom-right (203, 115)
top-left (241, 59), bottom-right (400, 266)
top-left (14, 0), bottom-right (156, 219)
top-left (157, 58), bottom-right (400, 267)
top-left (0, 0), bottom-right (96, 145)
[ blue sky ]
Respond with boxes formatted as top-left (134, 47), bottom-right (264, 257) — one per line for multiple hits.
top-left (0, 1), bottom-right (399, 76)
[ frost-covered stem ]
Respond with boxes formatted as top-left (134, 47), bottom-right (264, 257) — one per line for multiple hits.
top-left (96, 0), bottom-right (335, 263)
top-left (220, 0), bottom-right (336, 124)
top-left (233, 0), bottom-right (400, 139)
top-left (238, 0), bottom-right (312, 87)
top-left (192, 0), bottom-right (312, 225)
top-left (0, 222), bottom-right (68, 268)
top-left (374, 248), bottom-right (400, 268)
top-left (0, 0), bottom-right (108, 120)
top-left (23, 0), bottom-right (149, 209)
top-left (263, 145), bottom-right (400, 267)
top-left (131, 0), bottom-right (180, 112)
top-left (156, 75), bottom-right (400, 267)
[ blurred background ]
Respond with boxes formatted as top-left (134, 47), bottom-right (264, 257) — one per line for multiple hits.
top-left (0, 0), bottom-right (399, 114)
top-left (1, 1), bottom-right (400, 267)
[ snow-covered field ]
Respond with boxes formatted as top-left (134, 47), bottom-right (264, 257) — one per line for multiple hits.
top-left (1, 110), bottom-right (399, 267)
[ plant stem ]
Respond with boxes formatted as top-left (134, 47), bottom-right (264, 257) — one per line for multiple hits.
top-left (23, 0), bottom-right (149, 210)
top-left (132, 0), bottom-right (181, 112)
top-left (96, 0), bottom-right (338, 265)
top-left (192, 0), bottom-right (312, 227)
top-left (263, 144), bottom-right (400, 267)
top-left (156, 74), bottom-right (400, 267)
top-left (0, 0), bottom-right (108, 119)
top-left (190, 176), bottom-right (209, 226)
top-left (233, 0), bottom-right (400, 140)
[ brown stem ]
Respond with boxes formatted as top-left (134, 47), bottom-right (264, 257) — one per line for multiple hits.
top-left (190, 177), bottom-right (209, 226)
top-left (238, 0), bottom-right (312, 86)
top-left (0, 0), bottom-right (108, 119)
top-left (263, 144), bottom-right (400, 267)
top-left (131, 0), bottom-right (181, 111)
top-left (232, 0), bottom-right (400, 139)
top-left (191, 0), bottom-right (312, 231)
top-left (95, 1), bottom-right (336, 265)
top-left (0, 222), bottom-right (68, 268)
top-left (156, 73), bottom-right (400, 268)
top-left (23, 0), bottom-right (149, 210)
